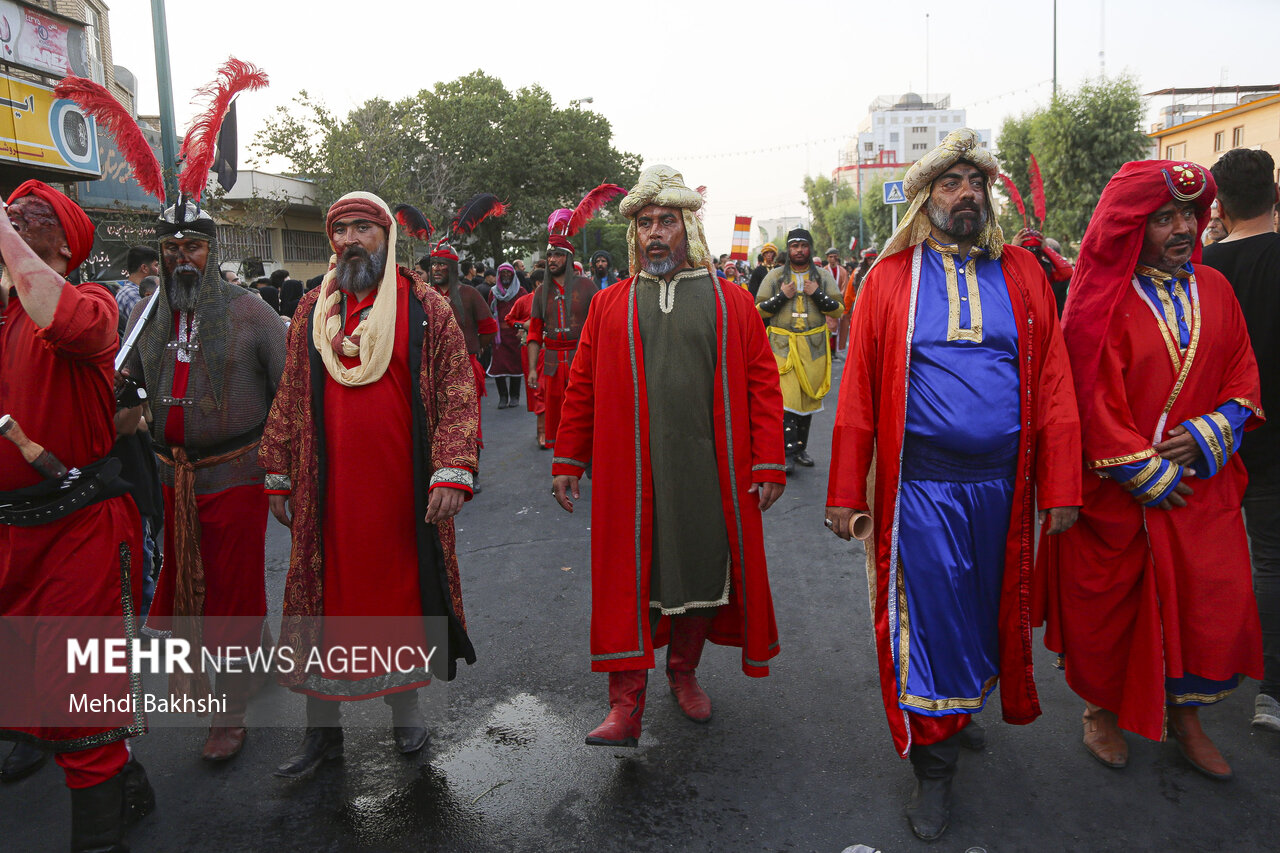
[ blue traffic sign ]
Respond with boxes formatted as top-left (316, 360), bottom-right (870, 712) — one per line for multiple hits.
top-left (883, 180), bottom-right (907, 205)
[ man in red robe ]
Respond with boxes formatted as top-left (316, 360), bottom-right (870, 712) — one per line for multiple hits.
top-left (507, 281), bottom-right (547, 447)
top-left (420, 244), bottom-right (496, 492)
top-left (552, 165), bottom-right (786, 748)
top-left (261, 192), bottom-right (479, 780)
top-left (0, 181), bottom-right (154, 850)
top-left (1041, 160), bottom-right (1264, 780)
top-left (825, 129), bottom-right (1081, 841)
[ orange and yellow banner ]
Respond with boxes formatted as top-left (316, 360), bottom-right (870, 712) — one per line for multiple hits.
top-left (730, 216), bottom-right (752, 260)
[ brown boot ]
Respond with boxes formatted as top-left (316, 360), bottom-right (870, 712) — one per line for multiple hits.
top-left (202, 671), bottom-right (250, 761)
top-left (1167, 704), bottom-right (1232, 779)
top-left (666, 614), bottom-right (713, 723)
top-left (585, 670), bottom-right (647, 747)
top-left (1082, 704), bottom-right (1128, 768)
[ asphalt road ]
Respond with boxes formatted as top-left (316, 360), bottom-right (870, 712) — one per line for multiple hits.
top-left (3, 371), bottom-right (1278, 852)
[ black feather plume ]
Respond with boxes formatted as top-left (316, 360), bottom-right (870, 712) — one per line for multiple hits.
top-left (394, 204), bottom-right (435, 242)
top-left (450, 193), bottom-right (506, 238)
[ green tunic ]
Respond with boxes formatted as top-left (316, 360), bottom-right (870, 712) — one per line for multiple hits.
top-left (636, 269), bottom-right (731, 613)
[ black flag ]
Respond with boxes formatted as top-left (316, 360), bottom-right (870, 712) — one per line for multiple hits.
top-left (214, 98), bottom-right (238, 191)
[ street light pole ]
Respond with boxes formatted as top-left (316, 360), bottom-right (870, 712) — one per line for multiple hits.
top-left (1052, 0), bottom-right (1058, 98)
top-left (149, 0), bottom-right (179, 202)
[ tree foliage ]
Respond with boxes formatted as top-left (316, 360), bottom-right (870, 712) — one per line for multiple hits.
top-left (801, 172), bottom-right (905, 258)
top-left (252, 72), bottom-right (641, 265)
top-left (996, 76), bottom-right (1150, 251)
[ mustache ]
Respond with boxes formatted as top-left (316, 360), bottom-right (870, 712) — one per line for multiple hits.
top-left (646, 241), bottom-right (670, 253)
top-left (173, 263), bottom-right (201, 277)
top-left (1166, 236), bottom-right (1193, 247)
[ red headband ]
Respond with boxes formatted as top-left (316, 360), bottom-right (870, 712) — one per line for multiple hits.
top-left (326, 197), bottom-right (391, 240)
top-left (548, 235), bottom-right (574, 254)
top-left (7, 180), bottom-right (94, 270)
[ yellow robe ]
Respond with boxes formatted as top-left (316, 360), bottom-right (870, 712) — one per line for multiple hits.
top-left (756, 264), bottom-right (844, 413)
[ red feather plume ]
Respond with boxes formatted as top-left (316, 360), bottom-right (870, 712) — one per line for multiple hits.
top-left (177, 58), bottom-right (269, 202)
top-left (394, 204), bottom-right (435, 242)
top-left (450, 193), bottom-right (506, 237)
top-left (997, 173), bottom-right (1028, 225)
top-left (566, 183), bottom-right (625, 237)
top-left (54, 76), bottom-right (165, 203)
top-left (1029, 155), bottom-right (1047, 226)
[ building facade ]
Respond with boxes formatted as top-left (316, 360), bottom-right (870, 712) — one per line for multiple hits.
top-left (1147, 86), bottom-right (1280, 175)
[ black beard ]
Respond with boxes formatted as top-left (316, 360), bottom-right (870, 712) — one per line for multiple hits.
top-left (166, 264), bottom-right (203, 313)
top-left (926, 199), bottom-right (988, 241)
top-left (336, 245), bottom-right (386, 294)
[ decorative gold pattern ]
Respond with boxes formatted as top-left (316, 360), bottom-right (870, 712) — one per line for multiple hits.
top-left (901, 675), bottom-right (999, 711)
top-left (1119, 457), bottom-right (1162, 492)
top-left (1167, 687), bottom-right (1236, 705)
top-left (1208, 411), bottom-right (1234, 458)
top-left (1186, 417), bottom-right (1223, 471)
top-left (927, 237), bottom-right (984, 342)
top-left (1230, 397), bottom-right (1264, 418)
top-left (1088, 448), bottom-right (1157, 470)
top-left (1135, 463), bottom-right (1179, 505)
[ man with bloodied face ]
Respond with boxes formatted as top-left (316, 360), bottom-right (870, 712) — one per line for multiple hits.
top-left (261, 192), bottom-right (479, 779)
top-left (0, 181), bottom-right (155, 850)
top-left (121, 202), bottom-right (286, 763)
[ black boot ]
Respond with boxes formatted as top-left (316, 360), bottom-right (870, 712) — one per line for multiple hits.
top-left (793, 415), bottom-right (815, 466)
top-left (508, 377), bottom-right (521, 408)
top-left (905, 735), bottom-right (960, 841)
top-left (119, 759), bottom-right (155, 825)
top-left (70, 771), bottom-right (127, 853)
top-left (1, 740), bottom-right (48, 782)
top-left (274, 698), bottom-right (343, 779)
top-left (957, 717), bottom-right (986, 751)
top-left (497, 382), bottom-right (510, 409)
top-left (385, 690), bottom-right (429, 754)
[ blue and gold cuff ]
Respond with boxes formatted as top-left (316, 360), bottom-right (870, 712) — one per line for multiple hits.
top-left (1114, 456), bottom-right (1182, 507)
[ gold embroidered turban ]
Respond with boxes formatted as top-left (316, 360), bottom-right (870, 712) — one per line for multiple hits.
top-left (879, 128), bottom-right (1005, 262)
top-left (619, 164), bottom-right (714, 276)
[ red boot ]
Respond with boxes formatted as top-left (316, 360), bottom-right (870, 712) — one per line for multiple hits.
top-left (585, 670), bottom-right (647, 747)
top-left (666, 613), bottom-right (713, 723)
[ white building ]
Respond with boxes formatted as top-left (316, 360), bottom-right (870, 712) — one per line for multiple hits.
top-left (833, 93), bottom-right (990, 193)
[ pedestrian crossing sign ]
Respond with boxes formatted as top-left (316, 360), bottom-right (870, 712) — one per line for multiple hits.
top-left (883, 180), bottom-right (907, 205)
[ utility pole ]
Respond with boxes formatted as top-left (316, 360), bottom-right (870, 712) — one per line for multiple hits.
top-left (149, 0), bottom-right (179, 202)
top-left (1052, 0), bottom-right (1058, 97)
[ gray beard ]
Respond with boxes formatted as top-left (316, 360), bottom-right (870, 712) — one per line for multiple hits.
top-left (926, 200), bottom-right (988, 242)
top-left (166, 266), bottom-right (203, 313)
top-left (336, 246), bottom-right (387, 294)
top-left (641, 243), bottom-right (688, 277)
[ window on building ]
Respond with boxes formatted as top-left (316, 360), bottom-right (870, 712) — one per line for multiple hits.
top-left (217, 225), bottom-right (273, 261)
top-left (82, 4), bottom-right (106, 83)
top-left (912, 143), bottom-right (927, 151)
top-left (890, 132), bottom-right (899, 143)
top-left (1166, 143), bottom-right (1187, 159)
top-left (1233, 125), bottom-right (1244, 147)
top-left (939, 131), bottom-right (947, 142)
top-left (891, 116), bottom-right (899, 124)
top-left (912, 125), bottom-right (927, 134)
top-left (863, 142), bottom-right (873, 152)
top-left (1214, 130), bottom-right (1225, 152)
top-left (283, 229), bottom-right (330, 264)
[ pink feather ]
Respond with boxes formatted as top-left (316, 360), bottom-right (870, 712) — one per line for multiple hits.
top-left (1029, 155), bottom-right (1047, 225)
top-left (566, 184), bottom-right (625, 236)
top-left (997, 173), bottom-right (1028, 225)
top-left (547, 208), bottom-right (573, 236)
top-left (177, 58), bottom-right (269, 201)
top-left (54, 76), bottom-right (165, 203)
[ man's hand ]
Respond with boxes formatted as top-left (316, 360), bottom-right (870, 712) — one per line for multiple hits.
top-left (114, 405), bottom-right (143, 437)
top-left (269, 494), bottom-right (292, 528)
top-left (780, 280), bottom-right (798, 298)
top-left (553, 475), bottom-right (580, 513)
top-left (424, 486), bottom-right (465, 524)
top-left (748, 481), bottom-right (784, 511)
top-left (1038, 505), bottom-right (1080, 534)
top-left (1155, 425), bottom-right (1200, 468)
top-left (527, 370), bottom-right (539, 388)
top-left (1153, 480), bottom-right (1194, 510)
top-left (825, 506), bottom-right (873, 541)
top-left (801, 277), bottom-right (819, 295)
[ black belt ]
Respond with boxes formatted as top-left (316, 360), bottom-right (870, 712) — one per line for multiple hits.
top-left (154, 423), bottom-right (264, 464)
top-left (0, 457), bottom-right (130, 527)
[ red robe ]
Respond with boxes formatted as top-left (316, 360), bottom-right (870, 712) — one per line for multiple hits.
top-left (507, 291), bottom-right (544, 414)
top-left (0, 282), bottom-right (144, 751)
top-left (1041, 264), bottom-right (1264, 740)
top-left (552, 274), bottom-right (785, 675)
top-left (827, 244), bottom-right (1082, 756)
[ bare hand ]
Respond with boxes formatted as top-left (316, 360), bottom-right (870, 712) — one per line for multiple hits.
top-left (269, 494), bottom-right (292, 528)
top-left (748, 481), bottom-right (784, 511)
top-left (1154, 479), bottom-right (1194, 510)
top-left (424, 486), bottom-right (465, 524)
top-left (527, 370), bottom-right (538, 388)
top-left (553, 475), bottom-right (580, 513)
top-left (802, 277), bottom-right (819, 295)
top-left (824, 506), bottom-right (872, 541)
top-left (1154, 425), bottom-right (1200, 467)
top-left (780, 280), bottom-right (798, 298)
top-left (1038, 505), bottom-right (1080, 534)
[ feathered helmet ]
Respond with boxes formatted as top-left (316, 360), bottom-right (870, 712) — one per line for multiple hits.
top-left (546, 184), bottom-right (628, 255)
top-left (55, 58), bottom-right (269, 241)
top-left (411, 192), bottom-right (506, 268)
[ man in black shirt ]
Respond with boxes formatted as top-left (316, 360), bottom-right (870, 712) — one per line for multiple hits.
top-left (1204, 148), bottom-right (1280, 733)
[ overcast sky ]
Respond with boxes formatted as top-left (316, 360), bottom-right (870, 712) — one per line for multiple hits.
top-left (108, 0), bottom-right (1278, 254)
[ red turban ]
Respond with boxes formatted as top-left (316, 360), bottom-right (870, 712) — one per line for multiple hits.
top-left (429, 241), bottom-right (459, 262)
top-left (7, 179), bottom-right (95, 271)
top-left (325, 193), bottom-right (392, 240)
top-left (1061, 159), bottom-right (1216, 419)
top-left (547, 234), bottom-right (574, 254)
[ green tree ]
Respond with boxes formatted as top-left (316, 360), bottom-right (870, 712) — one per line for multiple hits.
top-left (252, 72), bottom-right (641, 266)
top-left (995, 75), bottom-right (1150, 251)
